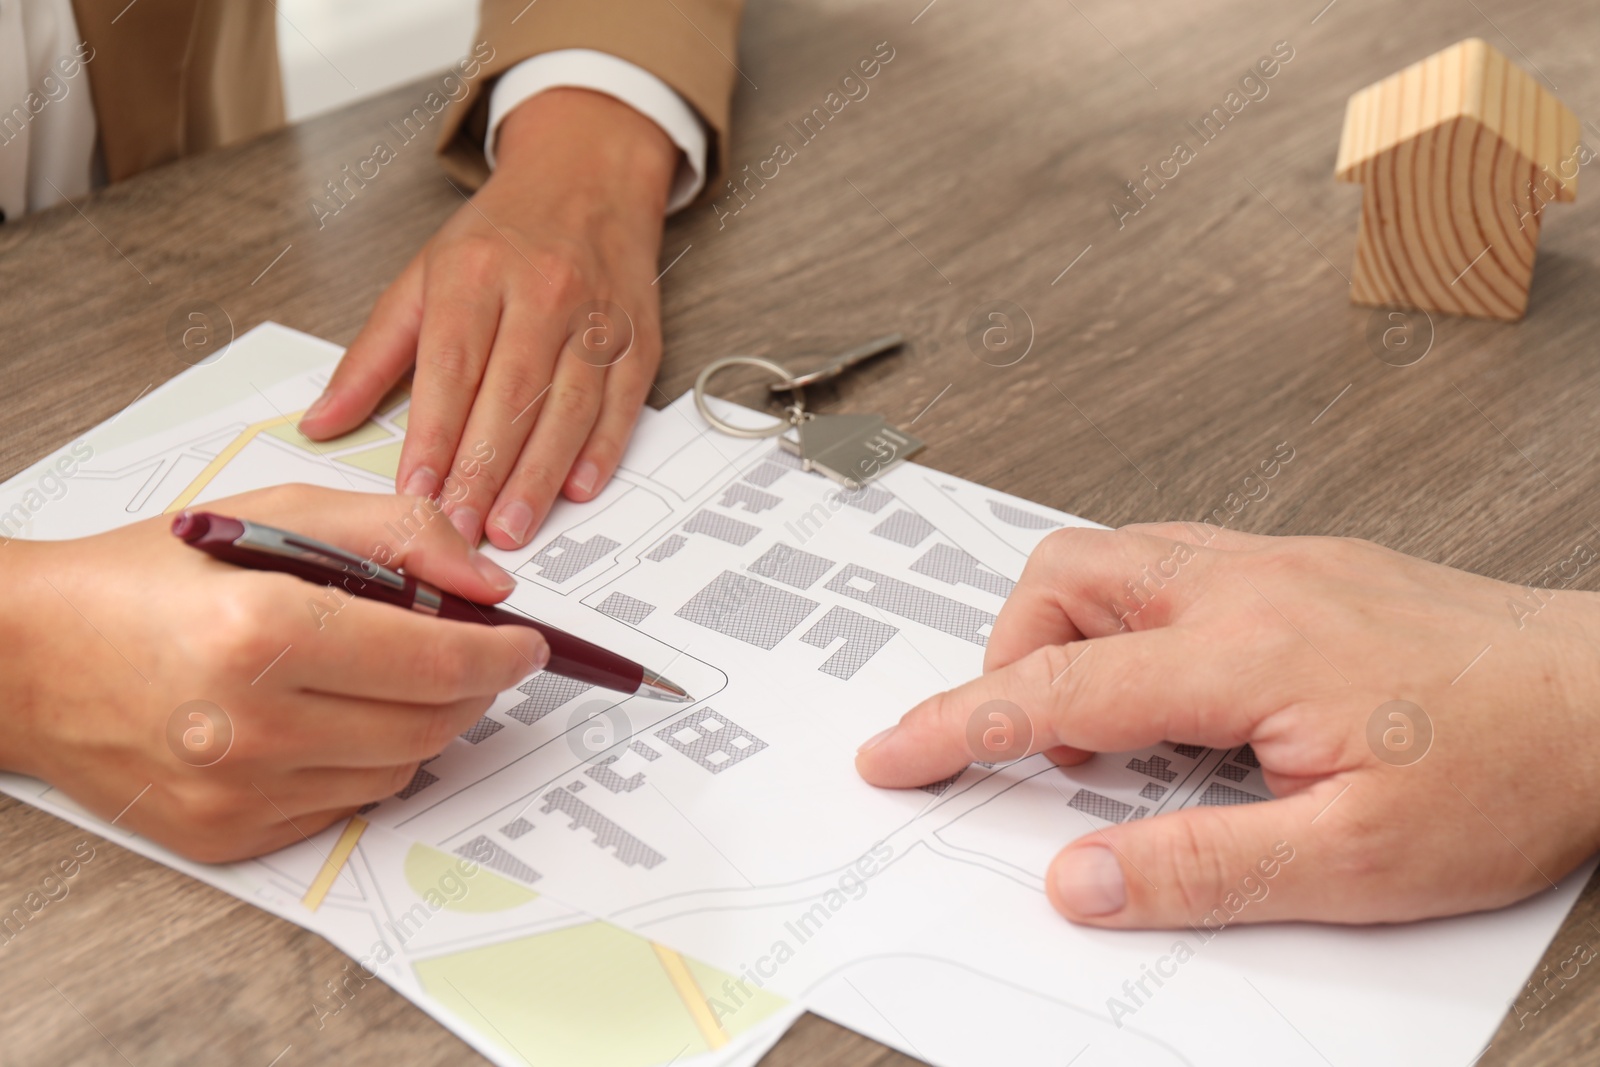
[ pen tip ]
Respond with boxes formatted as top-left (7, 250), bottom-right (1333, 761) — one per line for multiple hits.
top-left (638, 672), bottom-right (693, 703)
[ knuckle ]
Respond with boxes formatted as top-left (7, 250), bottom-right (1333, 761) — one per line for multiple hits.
top-left (1039, 526), bottom-right (1092, 560)
top-left (546, 377), bottom-right (599, 424)
top-left (495, 362), bottom-right (551, 416)
top-left (1031, 643), bottom-right (1075, 694)
top-left (1319, 535), bottom-right (1378, 573)
top-left (1163, 815), bottom-right (1232, 922)
top-left (408, 426), bottom-right (459, 468)
top-left (169, 776), bottom-right (242, 834)
top-left (425, 343), bottom-right (481, 388)
top-left (449, 235), bottom-right (504, 283)
top-left (201, 586), bottom-right (282, 674)
top-left (1318, 792), bottom-right (1399, 877)
top-left (452, 444), bottom-right (507, 498)
top-left (1032, 527), bottom-right (1103, 576)
top-left (537, 255), bottom-right (585, 302)
top-left (1028, 644), bottom-right (1082, 718)
top-left (508, 455), bottom-right (564, 505)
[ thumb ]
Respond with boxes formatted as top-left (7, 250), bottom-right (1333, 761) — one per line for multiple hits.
top-left (1048, 787), bottom-right (1332, 929)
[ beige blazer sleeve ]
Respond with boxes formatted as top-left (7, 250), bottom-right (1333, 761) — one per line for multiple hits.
top-left (437, 0), bottom-right (745, 202)
top-left (74, 0), bottom-right (284, 184)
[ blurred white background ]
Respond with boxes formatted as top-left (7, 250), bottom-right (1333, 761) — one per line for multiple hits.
top-left (276, 0), bottom-right (479, 122)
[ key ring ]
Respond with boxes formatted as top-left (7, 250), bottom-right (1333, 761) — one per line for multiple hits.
top-left (693, 356), bottom-right (807, 439)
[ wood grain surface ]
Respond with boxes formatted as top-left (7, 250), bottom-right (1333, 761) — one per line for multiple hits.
top-left (1, 0), bottom-right (1597, 1063)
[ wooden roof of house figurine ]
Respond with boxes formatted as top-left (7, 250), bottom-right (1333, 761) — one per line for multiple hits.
top-left (1335, 38), bottom-right (1581, 321)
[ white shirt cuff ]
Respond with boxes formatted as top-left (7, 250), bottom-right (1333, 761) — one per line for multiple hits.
top-left (485, 48), bottom-right (708, 214)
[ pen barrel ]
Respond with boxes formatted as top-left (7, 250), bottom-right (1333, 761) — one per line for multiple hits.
top-left (173, 512), bottom-right (416, 608)
top-left (435, 597), bottom-right (645, 694)
top-left (173, 511), bottom-right (649, 697)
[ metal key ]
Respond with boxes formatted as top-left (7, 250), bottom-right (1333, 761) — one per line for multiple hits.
top-left (693, 335), bottom-right (923, 489)
top-left (780, 411), bottom-right (924, 489)
top-left (764, 333), bottom-right (921, 487)
top-left (766, 333), bottom-right (905, 392)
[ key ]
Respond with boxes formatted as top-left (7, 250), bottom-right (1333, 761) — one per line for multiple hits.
top-left (781, 411), bottom-right (924, 489)
top-left (694, 339), bottom-right (920, 488)
top-left (767, 334), bottom-right (904, 392)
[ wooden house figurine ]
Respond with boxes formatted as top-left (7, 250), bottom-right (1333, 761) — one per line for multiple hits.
top-left (1335, 39), bottom-right (1582, 321)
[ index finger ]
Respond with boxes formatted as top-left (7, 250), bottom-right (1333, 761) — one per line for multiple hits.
top-left (856, 628), bottom-right (1246, 789)
top-left (207, 486), bottom-right (549, 701)
top-left (287, 594), bottom-right (546, 703)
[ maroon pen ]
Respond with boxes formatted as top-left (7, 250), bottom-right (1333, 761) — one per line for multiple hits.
top-left (171, 510), bottom-right (690, 702)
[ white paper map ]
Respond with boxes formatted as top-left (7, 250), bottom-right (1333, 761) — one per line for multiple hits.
top-left (0, 324), bottom-right (798, 1067)
top-left (1, 322), bottom-right (1588, 1067)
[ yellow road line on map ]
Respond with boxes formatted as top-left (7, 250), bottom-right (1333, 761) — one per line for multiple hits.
top-left (302, 816), bottom-right (368, 911)
top-left (651, 941), bottom-right (729, 1050)
top-left (164, 411), bottom-right (305, 514)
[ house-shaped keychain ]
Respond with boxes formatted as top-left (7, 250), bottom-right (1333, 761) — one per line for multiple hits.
top-left (1335, 38), bottom-right (1583, 321)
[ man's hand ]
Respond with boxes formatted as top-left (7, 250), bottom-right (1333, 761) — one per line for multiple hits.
top-left (855, 524), bottom-right (1600, 928)
top-left (299, 88), bottom-right (681, 549)
top-left (0, 485), bottom-right (548, 863)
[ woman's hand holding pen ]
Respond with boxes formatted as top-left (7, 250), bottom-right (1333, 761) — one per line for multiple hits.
top-left (0, 485), bottom-right (547, 863)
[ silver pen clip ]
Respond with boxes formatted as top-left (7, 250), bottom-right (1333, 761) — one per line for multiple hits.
top-left (233, 519), bottom-right (407, 591)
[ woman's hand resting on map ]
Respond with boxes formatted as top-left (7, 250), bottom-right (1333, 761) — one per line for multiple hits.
top-left (856, 523), bottom-right (1600, 927)
top-left (298, 88), bottom-right (681, 552)
top-left (0, 485), bottom-right (546, 863)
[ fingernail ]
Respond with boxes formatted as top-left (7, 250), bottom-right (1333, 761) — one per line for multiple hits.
top-left (858, 726), bottom-right (896, 753)
top-left (302, 392), bottom-right (333, 423)
top-left (1055, 845), bottom-right (1127, 917)
top-left (570, 460), bottom-right (600, 498)
top-left (493, 502), bottom-right (534, 546)
top-left (528, 635), bottom-right (552, 673)
top-left (403, 466), bottom-right (439, 497)
top-left (449, 505), bottom-right (480, 544)
top-left (469, 547), bottom-right (517, 592)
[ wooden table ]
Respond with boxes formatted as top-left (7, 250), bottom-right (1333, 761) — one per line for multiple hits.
top-left (2, 0), bottom-right (1597, 1062)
